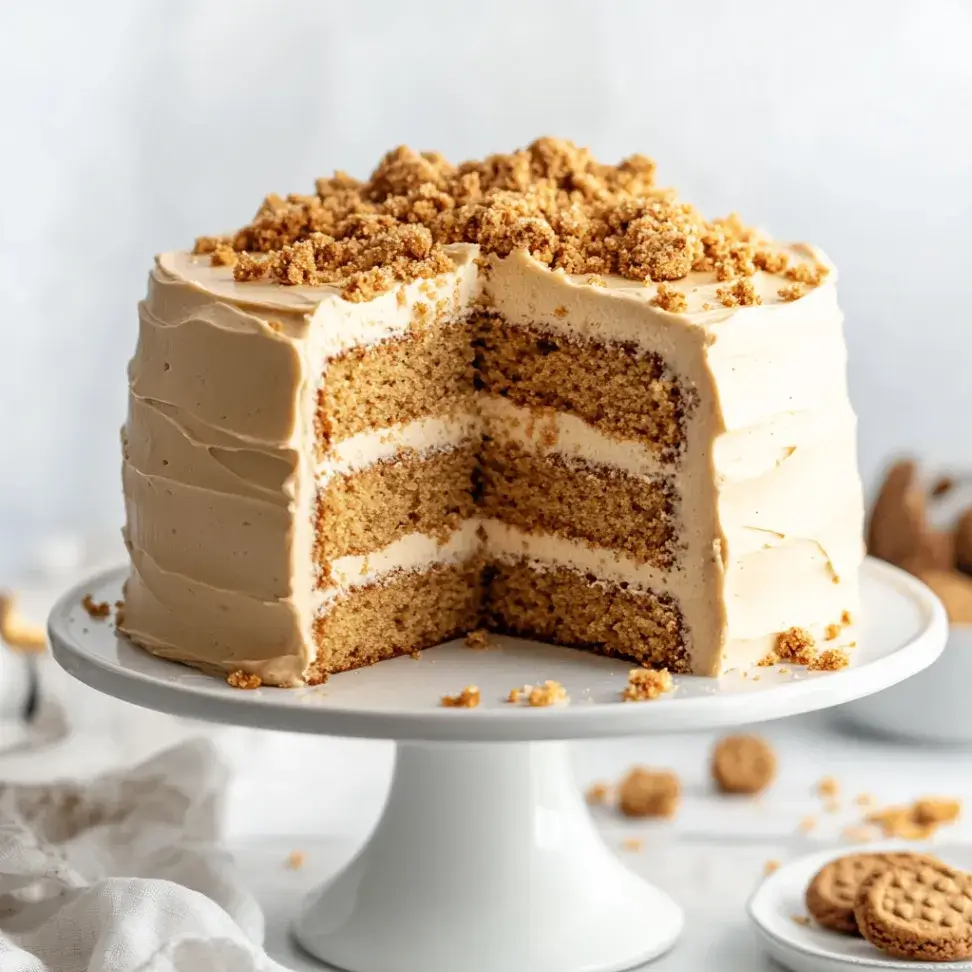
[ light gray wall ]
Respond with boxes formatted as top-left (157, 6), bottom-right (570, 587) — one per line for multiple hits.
top-left (2, 0), bottom-right (970, 574)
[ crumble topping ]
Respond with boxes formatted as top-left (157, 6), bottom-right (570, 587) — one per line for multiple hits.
top-left (227, 670), bottom-right (262, 690)
top-left (716, 278), bottom-right (762, 308)
top-left (441, 684), bottom-right (481, 708)
top-left (81, 594), bottom-right (111, 619)
top-left (195, 137), bottom-right (822, 302)
top-left (650, 283), bottom-right (687, 313)
top-left (778, 283), bottom-right (804, 302)
top-left (622, 667), bottom-right (673, 702)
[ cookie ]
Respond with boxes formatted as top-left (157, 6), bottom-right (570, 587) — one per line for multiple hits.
top-left (617, 767), bottom-right (680, 818)
top-left (854, 860), bottom-right (972, 961)
top-left (711, 734), bottom-right (776, 795)
top-left (806, 852), bottom-right (940, 935)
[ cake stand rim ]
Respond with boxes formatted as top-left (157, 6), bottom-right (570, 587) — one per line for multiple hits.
top-left (48, 557), bottom-right (947, 742)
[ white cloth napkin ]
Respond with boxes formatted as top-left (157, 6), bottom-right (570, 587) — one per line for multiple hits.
top-left (0, 736), bottom-right (288, 972)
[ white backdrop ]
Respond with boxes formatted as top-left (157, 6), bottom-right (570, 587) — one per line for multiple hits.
top-left (2, 0), bottom-right (971, 576)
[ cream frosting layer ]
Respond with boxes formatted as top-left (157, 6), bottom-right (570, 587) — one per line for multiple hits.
top-left (316, 413), bottom-right (481, 482)
top-left (122, 240), bottom-right (862, 683)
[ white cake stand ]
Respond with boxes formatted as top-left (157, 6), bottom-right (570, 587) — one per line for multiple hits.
top-left (48, 558), bottom-right (946, 972)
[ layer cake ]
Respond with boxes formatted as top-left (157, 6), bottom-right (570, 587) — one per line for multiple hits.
top-left (120, 138), bottom-right (863, 686)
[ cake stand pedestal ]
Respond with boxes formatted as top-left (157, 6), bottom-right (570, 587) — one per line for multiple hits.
top-left (48, 558), bottom-right (946, 972)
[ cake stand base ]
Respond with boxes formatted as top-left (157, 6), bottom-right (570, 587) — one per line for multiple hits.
top-left (48, 559), bottom-right (948, 972)
top-left (293, 741), bottom-right (681, 972)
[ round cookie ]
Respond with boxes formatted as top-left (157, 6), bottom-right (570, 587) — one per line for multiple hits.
top-left (711, 735), bottom-right (776, 794)
top-left (854, 860), bottom-right (972, 961)
top-left (806, 852), bottom-right (941, 935)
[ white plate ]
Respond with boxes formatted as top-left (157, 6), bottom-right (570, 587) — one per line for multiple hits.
top-left (749, 843), bottom-right (972, 970)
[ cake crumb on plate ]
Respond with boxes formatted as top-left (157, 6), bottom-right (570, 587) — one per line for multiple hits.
top-left (227, 670), bottom-right (262, 690)
top-left (622, 668), bottom-right (672, 702)
top-left (441, 685), bottom-right (480, 708)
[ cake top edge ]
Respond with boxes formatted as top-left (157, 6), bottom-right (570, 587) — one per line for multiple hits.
top-left (188, 137), bottom-right (832, 306)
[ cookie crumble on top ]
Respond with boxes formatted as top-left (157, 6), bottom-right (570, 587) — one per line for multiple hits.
top-left (193, 138), bottom-right (826, 302)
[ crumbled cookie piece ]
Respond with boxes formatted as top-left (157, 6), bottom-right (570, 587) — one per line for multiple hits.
top-left (464, 628), bottom-right (489, 650)
top-left (441, 685), bottom-right (481, 708)
top-left (0, 593), bottom-right (47, 653)
top-left (817, 776), bottom-right (840, 798)
top-left (622, 668), bottom-right (673, 702)
top-left (785, 261), bottom-right (830, 286)
top-left (716, 278), bottom-right (762, 308)
top-left (210, 243), bottom-right (238, 268)
top-left (620, 837), bottom-right (644, 853)
top-left (798, 816), bottom-right (817, 834)
top-left (650, 283), bottom-right (687, 313)
top-left (807, 648), bottom-right (850, 671)
top-left (618, 767), bottom-right (681, 818)
top-left (777, 283), bottom-right (804, 302)
top-left (913, 797), bottom-right (961, 826)
top-left (585, 782), bottom-right (612, 805)
top-left (81, 594), bottom-right (111, 619)
top-left (764, 859), bottom-right (781, 875)
top-left (528, 680), bottom-right (569, 707)
top-left (791, 914), bottom-right (811, 927)
top-left (842, 825), bottom-right (875, 844)
top-left (227, 670), bottom-right (262, 690)
top-left (776, 627), bottom-right (816, 665)
top-left (824, 623), bottom-right (841, 641)
top-left (285, 850), bottom-right (306, 870)
top-left (712, 734), bottom-right (777, 795)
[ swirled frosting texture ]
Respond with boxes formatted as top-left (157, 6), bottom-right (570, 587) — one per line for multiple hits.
top-left (121, 243), bottom-right (862, 683)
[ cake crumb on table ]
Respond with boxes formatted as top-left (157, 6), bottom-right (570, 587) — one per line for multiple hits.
top-left (711, 734), bottom-right (777, 795)
top-left (618, 767), bottom-right (681, 819)
top-left (0, 593), bottom-right (47, 653)
top-left (622, 668), bottom-right (673, 702)
top-left (82, 594), bottom-right (111, 619)
top-left (227, 670), bottom-right (262, 690)
top-left (441, 685), bottom-right (481, 708)
top-left (285, 850), bottom-right (306, 870)
top-left (585, 782), bottom-right (612, 805)
top-left (816, 776), bottom-right (840, 798)
top-left (464, 628), bottom-right (489, 650)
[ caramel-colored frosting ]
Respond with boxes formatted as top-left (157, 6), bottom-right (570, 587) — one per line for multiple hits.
top-left (121, 243), bottom-right (861, 683)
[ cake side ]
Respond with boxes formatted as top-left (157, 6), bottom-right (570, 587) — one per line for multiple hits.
top-left (119, 254), bottom-right (317, 686)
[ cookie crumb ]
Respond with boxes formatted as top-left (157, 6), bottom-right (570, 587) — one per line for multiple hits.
top-left (0, 593), bottom-right (47, 653)
top-left (913, 797), bottom-right (961, 826)
top-left (285, 850), bottom-right (306, 870)
top-left (506, 687), bottom-right (523, 704)
top-left (528, 680), bottom-right (569, 707)
top-left (797, 816), bottom-right (817, 834)
top-left (817, 776), bottom-right (840, 798)
top-left (824, 623), bottom-right (841, 641)
top-left (855, 793), bottom-right (875, 807)
top-left (621, 837), bottom-right (644, 853)
top-left (618, 767), bottom-right (681, 818)
top-left (777, 283), bottom-right (804, 302)
top-left (764, 859), bottom-right (781, 875)
top-left (651, 283), bottom-right (687, 313)
top-left (441, 685), bottom-right (480, 708)
top-left (410, 650), bottom-right (422, 660)
top-left (791, 914), bottom-right (811, 927)
top-left (807, 648), bottom-right (850, 671)
top-left (824, 799), bottom-right (841, 814)
top-left (622, 668), bottom-right (673, 702)
top-left (464, 628), bottom-right (489, 650)
top-left (227, 670), bottom-right (262, 690)
top-left (776, 626), bottom-right (816, 665)
top-left (82, 593), bottom-right (111, 619)
top-left (716, 278), bottom-right (762, 308)
top-left (585, 782), bottom-right (612, 805)
top-left (712, 734), bottom-right (777, 795)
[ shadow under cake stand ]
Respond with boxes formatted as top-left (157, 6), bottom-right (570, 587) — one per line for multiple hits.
top-left (48, 558), bottom-right (946, 972)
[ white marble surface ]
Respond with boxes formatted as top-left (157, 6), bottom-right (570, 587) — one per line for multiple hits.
top-left (5, 572), bottom-right (972, 970)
